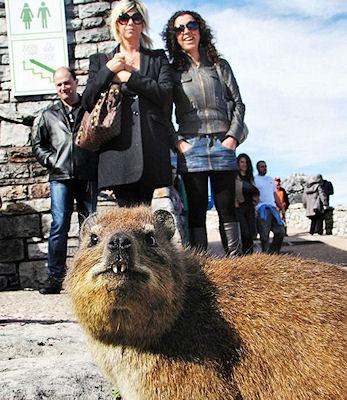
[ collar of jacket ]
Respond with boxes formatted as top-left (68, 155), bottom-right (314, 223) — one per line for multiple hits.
top-left (111, 44), bottom-right (152, 76)
top-left (50, 94), bottom-right (82, 111)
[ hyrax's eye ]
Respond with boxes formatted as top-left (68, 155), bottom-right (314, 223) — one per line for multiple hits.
top-left (145, 232), bottom-right (157, 247)
top-left (88, 233), bottom-right (99, 247)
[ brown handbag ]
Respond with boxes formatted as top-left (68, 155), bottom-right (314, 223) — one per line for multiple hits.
top-left (75, 83), bottom-right (123, 151)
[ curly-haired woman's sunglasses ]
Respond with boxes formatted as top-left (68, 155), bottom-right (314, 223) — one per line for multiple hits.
top-left (118, 12), bottom-right (144, 25)
top-left (174, 20), bottom-right (199, 33)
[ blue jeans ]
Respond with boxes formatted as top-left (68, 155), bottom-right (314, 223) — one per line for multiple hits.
top-left (48, 180), bottom-right (97, 279)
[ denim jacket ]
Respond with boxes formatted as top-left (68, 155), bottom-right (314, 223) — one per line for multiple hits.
top-left (172, 53), bottom-right (245, 142)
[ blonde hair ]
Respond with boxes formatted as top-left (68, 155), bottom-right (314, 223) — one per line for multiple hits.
top-left (110, 0), bottom-right (153, 48)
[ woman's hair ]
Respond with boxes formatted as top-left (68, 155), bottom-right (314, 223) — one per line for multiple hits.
top-left (162, 10), bottom-right (220, 71)
top-left (237, 153), bottom-right (255, 181)
top-left (110, 0), bottom-right (153, 48)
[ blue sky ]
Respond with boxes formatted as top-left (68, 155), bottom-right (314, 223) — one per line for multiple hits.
top-left (145, 0), bottom-right (347, 206)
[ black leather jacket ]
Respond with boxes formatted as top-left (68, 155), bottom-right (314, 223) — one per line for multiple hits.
top-left (32, 99), bottom-right (98, 181)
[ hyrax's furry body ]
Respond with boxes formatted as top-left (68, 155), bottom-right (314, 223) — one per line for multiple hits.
top-left (66, 207), bottom-right (346, 400)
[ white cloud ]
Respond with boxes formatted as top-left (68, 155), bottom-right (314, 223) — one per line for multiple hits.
top-left (251, 0), bottom-right (347, 18)
top-left (146, 0), bottom-right (347, 205)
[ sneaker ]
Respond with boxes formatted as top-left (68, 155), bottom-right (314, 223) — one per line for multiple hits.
top-left (38, 277), bottom-right (63, 295)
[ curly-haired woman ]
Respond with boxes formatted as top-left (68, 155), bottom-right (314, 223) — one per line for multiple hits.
top-left (162, 11), bottom-right (245, 255)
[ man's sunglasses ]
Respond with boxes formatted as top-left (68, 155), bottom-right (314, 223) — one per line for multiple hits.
top-left (118, 12), bottom-right (143, 25)
top-left (174, 20), bottom-right (199, 33)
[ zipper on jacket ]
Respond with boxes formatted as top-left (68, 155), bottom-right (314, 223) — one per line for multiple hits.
top-left (196, 65), bottom-right (211, 135)
top-left (195, 65), bottom-right (213, 169)
top-left (61, 108), bottom-right (75, 179)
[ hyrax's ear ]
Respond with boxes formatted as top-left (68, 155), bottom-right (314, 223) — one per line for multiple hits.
top-left (153, 210), bottom-right (175, 240)
top-left (79, 212), bottom-right (98, 241)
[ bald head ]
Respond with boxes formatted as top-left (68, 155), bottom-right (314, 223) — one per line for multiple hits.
top-left (53, 67), bottom-right (78, 106)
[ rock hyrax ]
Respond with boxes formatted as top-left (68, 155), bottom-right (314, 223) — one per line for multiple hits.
top-left (66, 206), bottom-right (346, 400)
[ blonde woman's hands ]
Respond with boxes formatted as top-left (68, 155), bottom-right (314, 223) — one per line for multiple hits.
top-left (106, 53), bottom-right (127, 74)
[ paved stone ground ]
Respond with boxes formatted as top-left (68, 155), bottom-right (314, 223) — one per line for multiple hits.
top-left (0, 210), bottom-right (346, 399)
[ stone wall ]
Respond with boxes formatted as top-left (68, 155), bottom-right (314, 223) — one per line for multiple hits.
top-left (0, 0), bottom-right (116, 290)
top-left (285, 204), bottom-right (347, 236)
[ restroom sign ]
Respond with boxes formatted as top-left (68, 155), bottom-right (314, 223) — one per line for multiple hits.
top-left (5, 0), bottom-right (68, 95)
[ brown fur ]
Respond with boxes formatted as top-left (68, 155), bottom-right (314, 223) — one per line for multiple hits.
top-left (66, 206), bottom-right (346, 400)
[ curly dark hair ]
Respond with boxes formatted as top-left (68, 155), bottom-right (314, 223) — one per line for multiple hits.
top-left (237, 153), bottom-right (255, 182)
top-left (162, 10), bottom-right (220, 71)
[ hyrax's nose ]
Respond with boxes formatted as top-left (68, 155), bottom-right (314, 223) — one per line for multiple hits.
top-left (108, 233), bottom-right (132, 252)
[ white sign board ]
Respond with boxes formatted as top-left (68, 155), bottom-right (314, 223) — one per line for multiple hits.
top-left (5, 0), bottom-right (68, 96)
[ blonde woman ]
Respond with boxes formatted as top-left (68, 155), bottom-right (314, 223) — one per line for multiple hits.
top-left (82, 0), bottom-right (175, 206)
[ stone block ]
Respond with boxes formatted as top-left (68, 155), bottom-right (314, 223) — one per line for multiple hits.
top-left (97, 40), bottom-right (115, 54)
top-left (76, 74), bottom-right (87, 85)
top-left (0, 18), bottom-right (6, 34)
top-left (79, 2), bottom-right (110, 19)
top-left (77, 58), bottom-right (89, 72)
top-left (28, 182), bottom-right (50, 199)
top-left (9, 146), bottom-right (36, 163)
top-left (0, 148), bottom-right (8, 163)
top-left (67, 237), bottom-right (79, 257)
top-left (0, 103), bottom-right (22, 123)
top-left (16, 101), bottom-right (51, 118)
top-left (74, 43), bottom-right (97, 58)
top-left (30, 162), bottom-right (48, 178)
top-left (0, 185), bottom-right (27, 201)
top-left (1, 80), bottom-right (11, 89)
top-left (0, 263), bottom-right (17, 275)
top-left (0, 163), bottom-right (29, 180)
top-left (69, 212), bottom-right (80, 237)
top-left (0, 89), bottom-right (9, 102)
top-left (68, 18), bottom-right (82, 30)
top-left (1, 53), bottom-right (9, 64)
top-left (0, 64), bottom-right (10, 80)
top-left (19, 260), bottom-right (47, 289)
top-left (75, 26), bottom-right (110, 43)
top-left (0, 35), bottom-right (8, 48)
top-left (82, 16), bottom-right (103, 28)
top-left (0, 239), bottom-right (24, 262)
top-left (0, 121), bottom-right (31, 146)
top-left (20, 198), bottom-right (51, 213)
top-left (28, 241), bottom-right (48, 260)
top-left (0, 214), bottom-right (40, 239)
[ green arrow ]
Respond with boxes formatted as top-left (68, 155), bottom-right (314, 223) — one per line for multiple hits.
top-left (29, 59), bottom-right (55, 73)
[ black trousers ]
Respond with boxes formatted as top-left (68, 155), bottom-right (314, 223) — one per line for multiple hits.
top-left (113, 181), bottom-right (154, 207)
top-left (181, 171), bottom-right (236, 229)
top-left (309, 214), bottom-right (324, 235)
top-left (235, 203), bottom-right (257, 254)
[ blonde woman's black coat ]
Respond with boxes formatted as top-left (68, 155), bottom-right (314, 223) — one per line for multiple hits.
top-left (82, 46), bottom-right (175, 190)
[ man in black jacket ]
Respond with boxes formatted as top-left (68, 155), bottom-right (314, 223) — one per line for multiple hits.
top-left (32, 67), bottom-right (98, 294)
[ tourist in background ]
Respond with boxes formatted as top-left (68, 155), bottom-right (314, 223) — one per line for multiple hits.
top-left (274, 176), bottom-right (290, 235)
top-left (82, 0), bottom-right (175, 207)
top-left (162, 10), bottom-right (245, 255)
top-left (303, 174), bottom-right (328, 235)
top-left (274, 177), bottom-right (290, 212)
top-left (235, 153), bottom-right (259, 254)
top-left (321, 177), bottom-right (334, 235)
top-left (255, 160), bottom-right (285, 254)
top-left (33, 67), bottom-right (98, 294)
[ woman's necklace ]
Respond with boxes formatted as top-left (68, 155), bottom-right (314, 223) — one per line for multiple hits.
top-left (125, 51), bottom-right (140, 69)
